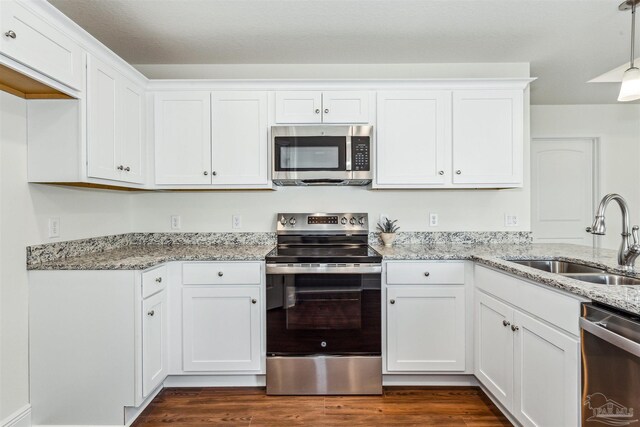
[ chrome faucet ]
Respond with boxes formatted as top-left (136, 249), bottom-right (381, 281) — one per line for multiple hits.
top-left (587, 193), bottom-right (640, 270)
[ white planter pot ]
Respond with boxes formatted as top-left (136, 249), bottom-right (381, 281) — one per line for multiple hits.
top-left (380, 233), bottom-right (396, 247)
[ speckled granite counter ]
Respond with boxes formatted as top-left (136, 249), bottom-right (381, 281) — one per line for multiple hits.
top-left (374, 242), bottom-right (640, 315)
top-left (28, 244), bottom-right (274, 270)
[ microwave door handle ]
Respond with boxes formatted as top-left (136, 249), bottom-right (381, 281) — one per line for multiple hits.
top-left (345, 135), bottom-right (352, 171)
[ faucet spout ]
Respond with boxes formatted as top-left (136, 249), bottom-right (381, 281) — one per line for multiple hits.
top-left (588, 193), bottom-right (636, 269)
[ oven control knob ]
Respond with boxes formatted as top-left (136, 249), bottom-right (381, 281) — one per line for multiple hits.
top-left (349, 217), bottom-right (356, 225)
top-left (358, 217), bottom-right (365, 226)
top-left (341, 217), bottom-right (347, 225)
top-left (289, 217), bottom-right (296, 226)
top-left (320, 341), bottom-right (327, 348)
top-left (279, 216), bottom-right (287, 226)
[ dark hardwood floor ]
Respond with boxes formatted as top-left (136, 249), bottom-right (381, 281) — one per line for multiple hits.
top-left (132, 387), bottom-right (512, 426)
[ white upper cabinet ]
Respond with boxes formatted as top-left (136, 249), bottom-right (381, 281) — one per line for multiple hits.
top-left (87, 56), bottom-right (145, 184)
top-left (275, 91), bottom-right (369, 124)
top-left (452, 90), bottom-right (523, 186)
top-left (154, 92), bottom-right (212, 185)
top-left (211, 91), bottom-right (269, 185)
top-left (0, 0), bottom-right (83, 90)
top-left (376, 91), bottom-right (450, 187)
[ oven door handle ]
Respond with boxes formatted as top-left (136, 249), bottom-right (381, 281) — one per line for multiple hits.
top-left (580, 317), bottom-right (640, 358)
top-left (266, 264), bottom-right (382, 275)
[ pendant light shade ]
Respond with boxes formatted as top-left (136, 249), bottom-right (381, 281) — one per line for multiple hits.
top-left (619, 0), bottom-right (640, 101)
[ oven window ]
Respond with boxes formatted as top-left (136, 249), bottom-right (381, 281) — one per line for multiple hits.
top-left (274, 136), bottom-right (346, 171)
top-left (286, 282), bottom-right (361, 330)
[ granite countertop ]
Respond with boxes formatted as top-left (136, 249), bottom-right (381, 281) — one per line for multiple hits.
top-left (374, 242), bottom-right (640, 315)
top-left (28, 244), bottom-right (275, 270)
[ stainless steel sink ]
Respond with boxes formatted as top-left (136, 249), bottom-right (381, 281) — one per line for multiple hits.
top-left (563, 274), bottom-right (640, 286)
top-left (510, 260), bottom-right (606, 274)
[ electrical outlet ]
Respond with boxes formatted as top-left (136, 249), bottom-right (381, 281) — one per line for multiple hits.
top-left (232, 215), bottom-right (242, 229)
top-left (429, 213), bottom-right (439, 227)
top-left (170, 215), bottom-right (181, 230)
top-left (48, 217), bottom-right (60, 238)
top-left (505, 214), bottom-right (519, 227)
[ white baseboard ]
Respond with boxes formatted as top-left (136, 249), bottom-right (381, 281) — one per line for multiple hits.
top-left (2, 405), bottom-right (31, 427)
top-left (383, 374), bottom-right (479, 386)
top-left (124, 384), bottom-right (164, 427)
top-left (163, 374), bottom-right (266, 387)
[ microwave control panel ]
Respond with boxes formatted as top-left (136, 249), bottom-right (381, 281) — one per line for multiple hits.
top-left (351, 137), bottom-right (370, 171)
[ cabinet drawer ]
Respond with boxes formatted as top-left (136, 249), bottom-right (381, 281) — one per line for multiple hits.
top-left (142, 265), bottom-right (167, 299)
top-left (386, 262), bottom-right (464, 285)
top-left (182, 262), bottom-right (261, 285)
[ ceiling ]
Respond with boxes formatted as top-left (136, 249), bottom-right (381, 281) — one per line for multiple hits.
top-left (48, 0), bottom-right (633, 105)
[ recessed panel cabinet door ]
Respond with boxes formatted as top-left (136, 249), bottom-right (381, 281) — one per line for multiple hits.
top-left (119, 79), bottom-right (145, 184)
top-left (0, 0), bottom-right (83, 90)
top-left (386, 285), bottom-right (465, 372)
top-left (211, 91), bottom-right (268, 185)
top-left (452, 90), bottom-right (523, 186)
top-left (182, 286), bottom-right (262, 372)
top-left (474, 291), bottom-right (514, 411)
top-left (274, 91), bottom-right (322, 123)
top-left (142, 289), bottom-right (167, 397)
top-left (376, 91), bottom-right (450, 186)
top-left (87, 57), bottom-right (120, 181)
top-left (322, 91), bottom-right (370, 123)
top-left (155, 92), bottom-right (212, 185)
top-left (512, 311), bottom-right (579, 427)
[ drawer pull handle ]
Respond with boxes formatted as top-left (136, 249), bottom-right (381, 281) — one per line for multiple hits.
top-left (117, 165), bottom-right (124, 171)
top-left (390, 299), bottom-right (396, 304)
top-left (155, 277), bottom-right (162, 283)
top-left (324, 108), bottom-right (329, 114)
top-left (511, 325), bottom-right (519, 332)
top-left (503, 320), bottom-right (511, 327)
top-left (124, 166), bottom-right (130, 172)
top-left (315, 109), bottom-right (320, 114)
top-left (252, 299), bottom-right (257, 304)
top-left (5, 30), bottom-right (16, 39)
top-left (456, 170), bottom-right (462, 175)
top-left (438, 170), bottom-right (444, 175)
top-left (218, 271), bottom-right (224, 277)
top-left (424, 272), bottom-right (430, 277)
top-left (147, 310), bottom-right (155, 317)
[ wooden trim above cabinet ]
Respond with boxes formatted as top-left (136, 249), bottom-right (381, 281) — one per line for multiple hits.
top-left (0, 64), bottom-right (72, 99)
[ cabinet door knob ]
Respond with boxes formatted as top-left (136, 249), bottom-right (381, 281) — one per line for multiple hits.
top-left (117, 165), bottom-right (124, 171)
top-left (147, 310), bottom-right (155, 316)
top-left (438, 171), bottom-right (444, 175)
top-left (155, 277), bottom-right (162, 283)
top-left (203, 171), bottom-right (209, 176)
top-left (212, 171), bottom-right (217, 176)
top-left (5, 30), bottom-right (16, 39)
top-left (124, 166), bottom-right (130, 172)
top-left (324, 108), bottom-right (329, 114)
top-left (252, 298), bottom-right (257, 304)
top-left (511, 325), bottom-right (519, 332)
top-left (424, 272), bottom-right (430, 277)
top-left (503, 320), bottom-right (511, 327)
top-left (390, 299), bottom-right (396, 304)
top-left (456, 170), bottom-right (462, 175)
top-left (315, 109), bottom-right (320, 114)
top-left (218, 271), bottom-right (224, 277)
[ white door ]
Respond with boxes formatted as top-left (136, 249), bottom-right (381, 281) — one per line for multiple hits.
top-left (87, 56), bottom-right (120, 181)
top-left (211, 91), bottom-right (269, 185)
top-left (512, 311), bottom-right (579, 427)
top-left (474, 291), bottom-right (514, 411)
top-left (154, 92), bottom-right (211, 185)
top-left (322, 91), bottom-right (370, 123)
top-left (182, 286), bottom-right (261, 372)
top-left (0, 0), bottom-right (83, 90)
top-left (386, 286), bottom-right (465, 372)
top-left (142, 290), bottom-right (167, 397)
top-left (118, 78), bottom-right (145, 184)
top-left (531, 138), bottom-right (595, 245)
top-left (376, 91), bottom-right (450, 186)
top-left (452, 90), bottom-right (523, 185)
top-left (274, 91), bottom-right (322, 123)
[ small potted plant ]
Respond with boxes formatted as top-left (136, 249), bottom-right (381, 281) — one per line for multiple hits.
top-left (377, 217), bottom-right (400, 246)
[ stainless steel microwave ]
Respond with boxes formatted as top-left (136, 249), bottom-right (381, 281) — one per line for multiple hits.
top-left (271, 125), bottom-right (373, 186)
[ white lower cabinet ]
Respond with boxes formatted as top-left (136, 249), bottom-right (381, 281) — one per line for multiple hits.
top-left (142, 288), bottom-right (168, 397)
top-left (474, 266), bottom-right (581, 427)
top-left (386, 285), bottom-right (466, 371)
top-left (182, 285), bottom-right (262, 372)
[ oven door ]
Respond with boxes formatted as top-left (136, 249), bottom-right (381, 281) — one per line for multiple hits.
top-left (266, 268), bottom-right (381, 356)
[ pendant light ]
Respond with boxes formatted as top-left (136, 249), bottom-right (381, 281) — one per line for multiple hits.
top-left (619, 0), bottom-right (640, 102)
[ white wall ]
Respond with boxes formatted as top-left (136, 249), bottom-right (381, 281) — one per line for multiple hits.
top-left (531, 104), bottom-right (640, 249)
top-left (0, 92), bottom-right (133, 423)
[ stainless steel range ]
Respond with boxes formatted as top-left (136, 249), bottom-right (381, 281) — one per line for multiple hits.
top-left (265, 213), bottom-right (382, 395)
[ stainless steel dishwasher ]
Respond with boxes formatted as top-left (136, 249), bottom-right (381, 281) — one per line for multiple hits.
top-left (580, 303), bottom-right (640, 426)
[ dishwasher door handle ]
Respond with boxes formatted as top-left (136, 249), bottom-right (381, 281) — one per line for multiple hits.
top-left (580, 317), bottom-right (640, 358)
